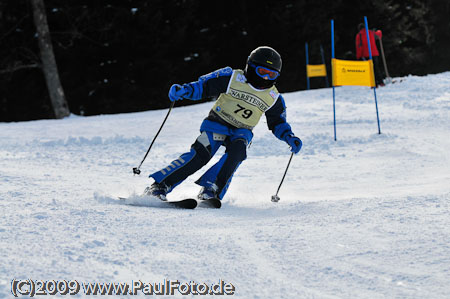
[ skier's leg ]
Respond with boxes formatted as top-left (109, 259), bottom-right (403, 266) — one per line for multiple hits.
top-left (149, 131), bottom-right (222, 193)
top-left (373, 56), bottom-right (384, 85)
top-left (215, 138), bottom-right (247, 196)
top-left (196, 138), bottom-right (247, 199)
top-left (196, 128), bottom-right (252, 199)
top-left (195, 153), bottom-right (228, 191)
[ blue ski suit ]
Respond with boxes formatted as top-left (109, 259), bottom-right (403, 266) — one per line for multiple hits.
top-left (150, 67), bottom-right (299, 199)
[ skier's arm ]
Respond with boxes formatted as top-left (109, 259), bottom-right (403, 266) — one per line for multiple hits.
top-left (266, 95), bottom-right (292, 140)
top-left (168, 67), bottom-right (232, 101)
top-left (265, 95), bottom-right (302, 154)
top-left (375, 30), bottom-right (382, 40)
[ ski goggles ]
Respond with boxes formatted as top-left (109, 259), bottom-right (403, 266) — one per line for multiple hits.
top-left (250, 63), bottom-right (280, 80)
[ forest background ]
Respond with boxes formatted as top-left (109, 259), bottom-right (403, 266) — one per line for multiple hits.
top-left (1, 0), bottom-right (449, 121)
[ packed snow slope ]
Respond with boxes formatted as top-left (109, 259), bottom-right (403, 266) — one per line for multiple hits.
top-left (1, 72), bottom-right (450, 298)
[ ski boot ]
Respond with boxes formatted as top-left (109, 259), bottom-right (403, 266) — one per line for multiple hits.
top-left (197, 184), bottom-right (221, 208)
top-left (197, 183), bottom-right (219, 201)
top-left (144, 182), bottom-right (169, 201)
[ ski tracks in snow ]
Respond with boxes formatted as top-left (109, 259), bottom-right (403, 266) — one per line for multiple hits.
top-left (2, 72), bottom-right (450, 298)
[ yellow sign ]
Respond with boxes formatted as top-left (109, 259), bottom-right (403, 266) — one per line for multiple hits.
top-left (332, 58), bottom-right (375, 87)
top-left (306, 64), bottom-right (327, 77)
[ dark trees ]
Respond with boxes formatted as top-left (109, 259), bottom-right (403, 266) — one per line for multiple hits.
top-left (1, 0), bottom-right (449, 121)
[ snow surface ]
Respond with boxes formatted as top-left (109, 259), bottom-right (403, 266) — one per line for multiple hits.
top-left (1, 72), bottom-right (450, 298)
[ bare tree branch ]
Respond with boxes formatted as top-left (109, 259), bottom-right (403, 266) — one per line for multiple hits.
top-left (0, 62), bottom-right (40, 75)
top-left (0, 14), bottom-right (30, 43)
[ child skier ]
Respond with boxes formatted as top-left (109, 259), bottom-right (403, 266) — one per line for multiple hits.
top-left (146, 46), bottom-right (302, 201)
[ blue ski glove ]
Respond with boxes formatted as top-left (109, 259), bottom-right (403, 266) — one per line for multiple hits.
top-left (286, 135), bottom-right (302, 154)
top-left (168, 84), bottom-right (191, 102)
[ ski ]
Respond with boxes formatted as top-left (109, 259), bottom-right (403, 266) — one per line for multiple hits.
top-left (164, 198), bottom-right (198, 209)
top-left (118, 197), bottom-right (197, 209)
top-left (198, 198), bottom-right (222, 209)
top-left (117, 196), bottom-right (222, 209)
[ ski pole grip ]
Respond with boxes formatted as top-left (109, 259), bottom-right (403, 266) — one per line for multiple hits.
top-left (294, 140), bottom-right (301, 146)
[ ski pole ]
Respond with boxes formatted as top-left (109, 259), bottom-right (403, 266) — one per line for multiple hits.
top-left (378, 37), bottom-right (391, 83)
top-left (133, 101), bottom-right (175, 175)
top-left (271, 141), bottom-right (299, 202)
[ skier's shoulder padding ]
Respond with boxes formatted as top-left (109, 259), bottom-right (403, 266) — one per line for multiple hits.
top-left (199, 67), bottom-right (233, 82)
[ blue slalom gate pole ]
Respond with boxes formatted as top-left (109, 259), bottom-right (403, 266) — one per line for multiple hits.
top-left (364, 16), bottom-right (381, 134)
top-left (305, 42), bottom-right (310, 90)
top-left (331, 19), bottom-right (337, 141)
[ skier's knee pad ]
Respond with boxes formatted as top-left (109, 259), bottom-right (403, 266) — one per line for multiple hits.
top-left (226, 139), bottom-right (247, 162)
